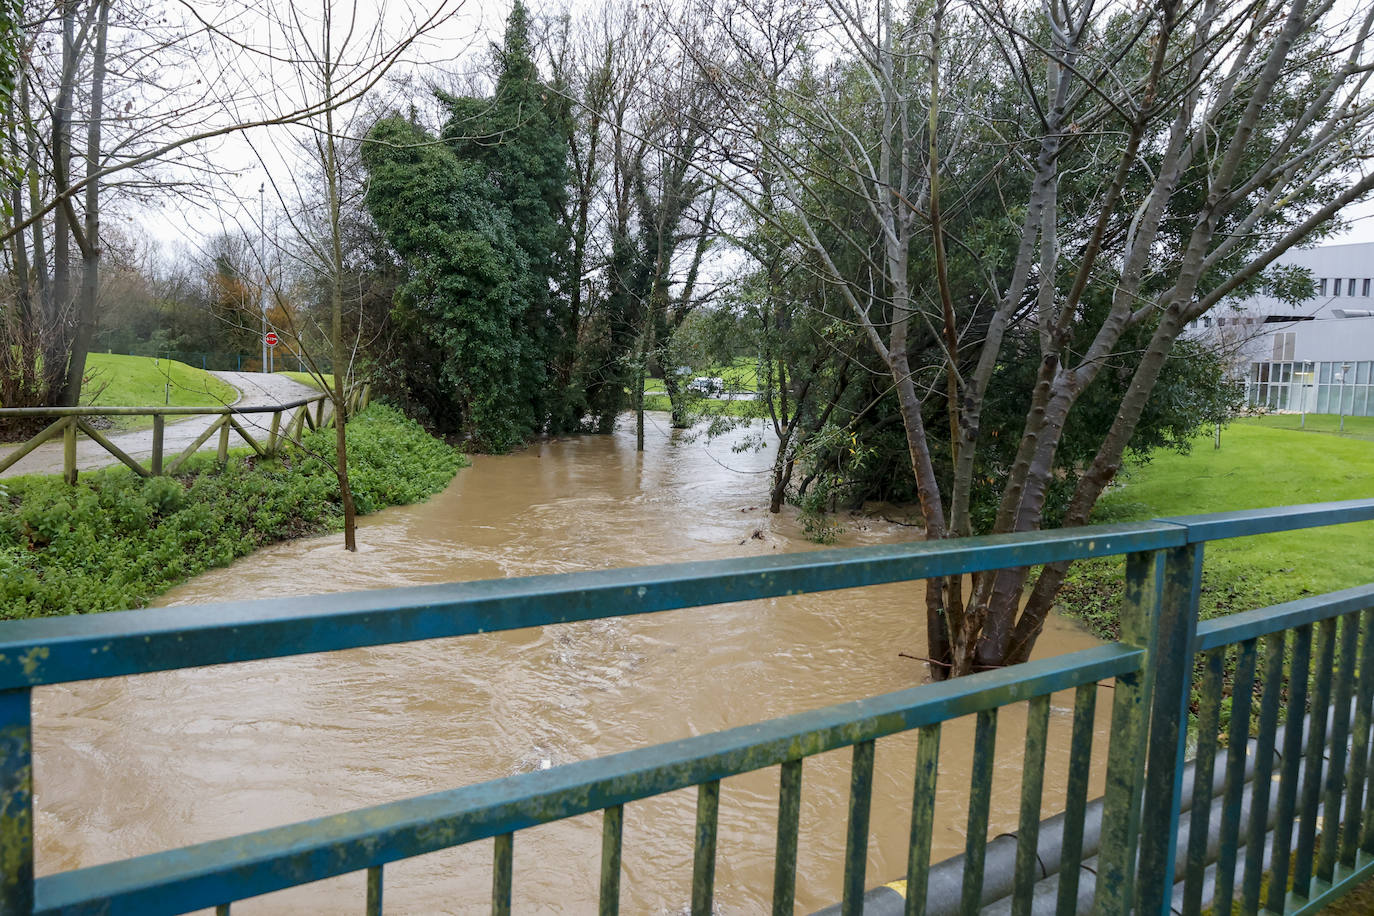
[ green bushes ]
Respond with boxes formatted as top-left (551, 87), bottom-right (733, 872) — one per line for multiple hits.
top-left (0, 404), bottom-right (465, 618)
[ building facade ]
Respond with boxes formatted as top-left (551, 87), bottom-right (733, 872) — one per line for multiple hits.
top-left (1185, 241), bottom-right (1374, 416)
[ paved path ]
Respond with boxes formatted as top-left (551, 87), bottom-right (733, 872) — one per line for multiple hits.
top-left (0, 372), bottom-right (321, 479)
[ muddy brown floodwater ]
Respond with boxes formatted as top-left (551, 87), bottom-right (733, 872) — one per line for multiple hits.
top-left (33, 414), bottom-right (1114, 915)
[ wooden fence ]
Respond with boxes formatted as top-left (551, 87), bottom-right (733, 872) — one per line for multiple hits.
top-left (0, 383), bottom-right (371, 484)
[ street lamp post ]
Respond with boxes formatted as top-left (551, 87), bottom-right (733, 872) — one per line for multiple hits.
top-left (260, 183), bottom-right (268, 374)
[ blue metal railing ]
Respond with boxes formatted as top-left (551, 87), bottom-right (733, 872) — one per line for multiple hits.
top-left (2, 499), bottom-right (1373, 914)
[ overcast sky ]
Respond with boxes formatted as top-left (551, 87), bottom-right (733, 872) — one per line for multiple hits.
top-left (130, 0), bottom-right (1374, 269)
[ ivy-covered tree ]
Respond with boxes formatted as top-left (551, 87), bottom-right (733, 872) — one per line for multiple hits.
top-left (442, 1), bottom-right (574, 432)
top-left (361, 116), bottom-right (537, 451)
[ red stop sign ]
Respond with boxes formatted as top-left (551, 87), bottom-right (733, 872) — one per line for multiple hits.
top-left (265, 332), bottom-right (279, 347)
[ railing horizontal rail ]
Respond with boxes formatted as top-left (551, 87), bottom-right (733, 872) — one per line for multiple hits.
top-left (0, 521), bottom-right (1182, 690)
top-left (7, 498), bottom-right (1374, 915)
top-left (1195, 583), bottom-right (1374, 651)
top-left (0, 397), bottom-right (326, 418)
top-left (6, 500), bottom-right (1371, 691)
top-left (1161, 499), bottom-right (1374, 542)
top-left (32, 644), bottom-right (1138, 916)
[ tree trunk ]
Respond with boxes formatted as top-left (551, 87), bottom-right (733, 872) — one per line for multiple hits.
top-left (52, 0), bottom-right (76, 405)
top-left (63, 0), bottom-right (109, 411)
top-left (323, 13), bottom-right (357, 551)
top-left (663, 370), bottom-right (688, 428)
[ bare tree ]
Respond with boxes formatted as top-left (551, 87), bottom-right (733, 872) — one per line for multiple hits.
top-left (1, 0), bottom-right (453, 417)
top-left (246, 0), bottom-right (459, 551)
top-left (691, 0), bottom-right (1374, 677)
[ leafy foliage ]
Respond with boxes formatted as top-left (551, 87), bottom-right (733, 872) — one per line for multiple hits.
top-left (362, 116), bottom-right (538, 451)
top-left (363, 3), bottom-right (576, 448)
top-left (0, 404), bottom-right (465, 618)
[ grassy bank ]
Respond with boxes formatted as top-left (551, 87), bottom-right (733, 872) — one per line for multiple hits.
top-left (641, 393), bottom-right (761, 418)
top-left (84, 353), bottom-right (237, 410)
top-left (1060, 418), bottom-right (1374, 638)
top-left (276, 370), bottom-right (335, 391)
top-left (0, 404), bottom-right (465, 618)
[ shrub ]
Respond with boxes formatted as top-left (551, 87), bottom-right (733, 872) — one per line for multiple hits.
top-left (0, 404), bottom-right (466, 618)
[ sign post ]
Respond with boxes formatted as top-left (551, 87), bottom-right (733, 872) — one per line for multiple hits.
top-left (265, 332), bottom-right (278, 374)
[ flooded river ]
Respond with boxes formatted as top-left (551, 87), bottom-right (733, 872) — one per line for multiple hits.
top-left (33, 414), bottom-right (1110, 914)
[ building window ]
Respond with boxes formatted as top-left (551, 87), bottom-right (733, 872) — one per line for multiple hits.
top-left (1335, 280), bottom-right (1342, 297)
top-left (1320, 278), bottom-right (1328, 295)
top-left (1364, 278), bottom-right (1371, 297)
top-left (1350, 278), bottom-right (1358, 296)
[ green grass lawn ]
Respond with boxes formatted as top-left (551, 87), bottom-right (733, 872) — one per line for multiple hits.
top-left (641, 392), bottom-right (761, 418)
top-left (276, 370), bottom-right (335, 391)
top-left (76, 354), bottom-right (238, 432)
top-left (1065, 417), bottom-right (1374, 634)
top-left (1245, 411), bottom-right (1374, 442)
top-left (716, 358), bottom-right (760, 392)
top-left (84, 353), bottom-right (237, 410)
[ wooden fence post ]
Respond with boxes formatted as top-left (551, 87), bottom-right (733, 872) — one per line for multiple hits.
top-left (217, 417), bottom-right (230, 465)
top-left (63, 418), bottom-right (77, 485)
top-left (151, 415), bottom-right (165, 475)
top-left (268, 411), bottom-right (282, 456)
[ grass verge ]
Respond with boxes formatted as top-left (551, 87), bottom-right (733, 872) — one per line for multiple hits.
top-left (276, 370), bottom-right (335, 391)
top-left (642, 393), bottom-right (762, 418)
top-left (1059, 418), bottom-right (1374, 640)
top-left (0, 403), bottom-right (466, 618)
top-left (84, 353), bottom-right (237, 411)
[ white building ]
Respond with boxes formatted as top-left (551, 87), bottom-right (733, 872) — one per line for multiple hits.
top-left (1185, 241), bottom-right (1374, 416)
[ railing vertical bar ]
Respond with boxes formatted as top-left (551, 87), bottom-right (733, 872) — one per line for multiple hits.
top-left (600, 804), bottom-right (624, 916)
top-left (1293, 616), bottom-right (1337, 899)
top-left (1214, 638), bottom-right (1258, 915)
top-left (1055, 682), bottom-right (1096, 916)
top-left (841, 740), bottom-right (876, 916)
top-left (1267, 623), bottom-right (1313, 908)
top-left (366, 865), bottom-right (383, 916)
top-left (1096, 549), bottom-right (1165, 914)
top-left (772, 761), bottom-right (802, 916)
top-left (0, 687), bottom-right (34, 914)
top-left (1136, 544), bottom-right (1204, 916)
top-left (905, 724), bottom-right (941, 916)
top-left (1241, 632), bottom-right (1285, 914)
top-left (1182, 649), bottom-right (1226, 916)
top-left (1318, 611), bottom-right (1360, 884)
top-left (1344, 608), bottom-right (1374, 866)
top-left (692, 779), bottom-right (721, 916)
top-left (1012, 694), bottom-right (1051, 916)
top-left (491, 832), bottom-right (513, 916)
top-left (960, 708), bottom-right (998, 913)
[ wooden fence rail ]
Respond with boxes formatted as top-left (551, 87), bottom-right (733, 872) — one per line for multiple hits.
top-left (0, 383), bottom-right (371, 484)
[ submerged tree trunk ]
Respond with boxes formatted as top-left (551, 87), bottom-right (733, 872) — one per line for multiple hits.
top-left (663, 371), bottom-right (688, 429)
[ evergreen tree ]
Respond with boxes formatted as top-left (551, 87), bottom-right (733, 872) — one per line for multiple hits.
top-left (442, 2), bottom-right (576, 431)
top-left (361, 116), bottom-right (538, 451)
